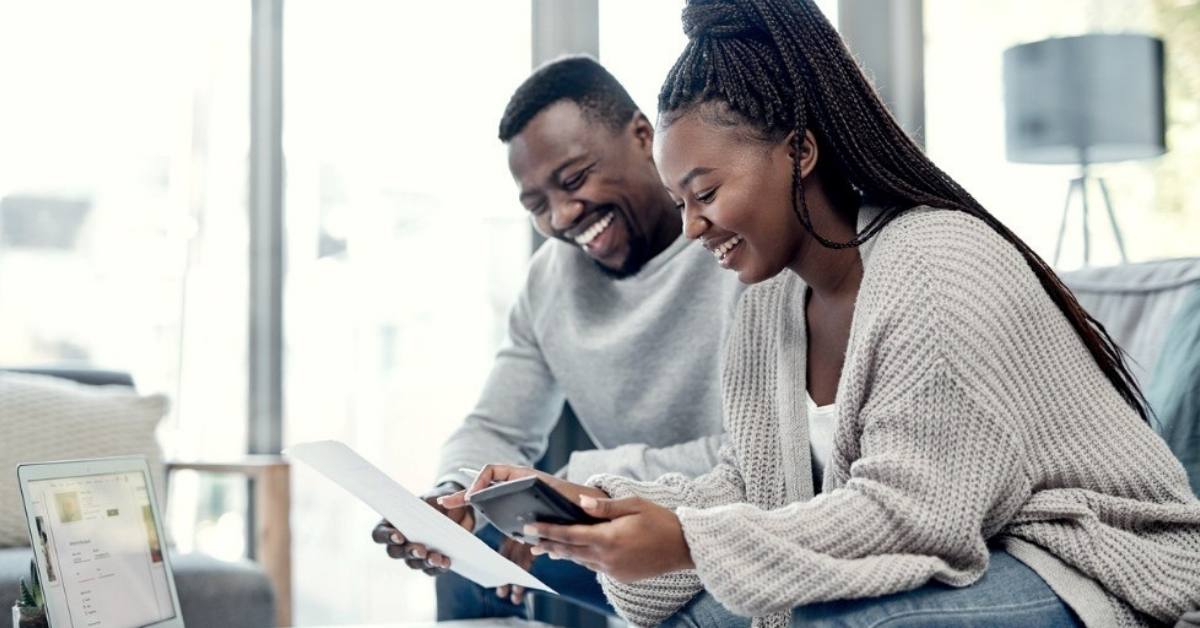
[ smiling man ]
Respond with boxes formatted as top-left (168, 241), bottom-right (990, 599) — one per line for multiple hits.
top-left (370, 56), bottom-right (744, 620)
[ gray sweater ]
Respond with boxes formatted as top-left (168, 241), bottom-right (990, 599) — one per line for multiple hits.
top-left (591, 208), bottom-right (1200, 628)
top-left (436, 233), bottom-right (745, 489)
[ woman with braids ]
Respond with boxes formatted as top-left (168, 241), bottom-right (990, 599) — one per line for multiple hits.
top-left (440, 0), bottom-right (1200, 625)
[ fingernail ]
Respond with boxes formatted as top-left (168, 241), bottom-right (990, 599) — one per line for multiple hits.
top-left (390, 533), bottom-right (401, 544)
top-left (530, 547), bottom-right (545, 556)
top-left (413, 548), bottom-right (426, 559)
top-left (580, 496), bottom-right (597, 509)
top-left (523, 524), bottom-right (537, 536)
top-left (436, 496), bottom-right (447, 505)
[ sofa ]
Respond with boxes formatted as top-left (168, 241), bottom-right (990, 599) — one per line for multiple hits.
top-left (0, 368), bottom-right (287, 628)
top-left (1061, 256), bottom-right (1200, 492)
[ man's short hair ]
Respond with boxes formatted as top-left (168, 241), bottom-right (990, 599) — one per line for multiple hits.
top-left (498, 55), bottom-right (639, 142)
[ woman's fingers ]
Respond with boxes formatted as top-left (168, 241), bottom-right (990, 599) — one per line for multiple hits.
top-left (436, 489), bottom-right (468, 509)
top-left (525, 522), bottom-right (602, 546)
top-left (530, 539), bottom-right (598, 563)
top-left (580, 495), bottom-right (644, 520)
top-left (466, 464), bottom-right (510, 495)
top-left (465, 464), bottom-right (543, 499)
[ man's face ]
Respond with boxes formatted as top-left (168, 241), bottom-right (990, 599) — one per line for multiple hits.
top-left (508, 101), bottom-right (664, 277)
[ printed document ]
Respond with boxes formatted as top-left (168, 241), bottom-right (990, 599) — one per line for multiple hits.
top-left (285, 440), bottom-right (554, 593)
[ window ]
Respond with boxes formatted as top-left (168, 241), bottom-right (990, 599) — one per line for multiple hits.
top-left (0, 0), bottom-right (251, 556)
top-left (282, 2), bottom-right (532, 623)
top-left (598, 0), bottom-right (839, 120)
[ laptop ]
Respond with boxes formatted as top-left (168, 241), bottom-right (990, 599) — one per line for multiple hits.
top-left (16, 456), bottom-right (185, 628)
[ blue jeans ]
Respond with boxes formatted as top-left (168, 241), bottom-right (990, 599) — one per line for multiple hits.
top-left (435, 525), bottom-right (615, 620)
top-left (664, 548), bottom-right (1082, 627)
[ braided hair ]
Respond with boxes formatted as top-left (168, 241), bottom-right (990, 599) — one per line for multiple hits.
top-left (660, 0), bottom-right (1153, 424)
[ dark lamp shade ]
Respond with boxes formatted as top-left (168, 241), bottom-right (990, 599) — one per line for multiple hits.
top-left (1003, 34), bottom-right (1166, 165)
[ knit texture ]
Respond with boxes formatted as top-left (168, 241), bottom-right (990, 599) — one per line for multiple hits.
top-left (436, 233), bottom-right (745, 490)
top-left (589, 208), bottom-right (1200, 628)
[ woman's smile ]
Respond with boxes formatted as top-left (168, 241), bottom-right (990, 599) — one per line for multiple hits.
top-left (704, 233), bottom-right (745, 268)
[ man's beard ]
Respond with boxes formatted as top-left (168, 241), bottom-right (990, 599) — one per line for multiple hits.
top-left (592, 232), bottom-right (652, 279)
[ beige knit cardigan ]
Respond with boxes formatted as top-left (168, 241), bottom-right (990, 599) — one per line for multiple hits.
top-left (589, 208), bottom-right (1200, 628)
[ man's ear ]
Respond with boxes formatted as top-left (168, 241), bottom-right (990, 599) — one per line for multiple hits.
top-left (630, 112), bottom-right (654, 159)
top-left (785, 129), bottom-right (819, 179)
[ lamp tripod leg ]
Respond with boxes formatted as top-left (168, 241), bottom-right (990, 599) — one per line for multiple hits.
top-left (1054, 178), bottom-right (1077, 268)
top-left (1097, 177), bottom-right (1128, 264)
top-left (1080, 176), bottom-right (1091, 266)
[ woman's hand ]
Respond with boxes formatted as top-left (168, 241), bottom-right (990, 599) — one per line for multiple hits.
top-left (434, 463), bottom-right (611, 599)
top-left (524, 495), bottom-right (694, 584)
top-left (436, 464), bottom-right (608, 510)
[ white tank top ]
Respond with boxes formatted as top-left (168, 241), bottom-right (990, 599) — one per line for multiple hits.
top-left (806, 392), bottom-right (839, 488)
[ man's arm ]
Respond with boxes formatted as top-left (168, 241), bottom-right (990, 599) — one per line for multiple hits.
top-left (561, 432), bottom-right (726, 484)
top-left (435, 286), bottom-right (566, 489)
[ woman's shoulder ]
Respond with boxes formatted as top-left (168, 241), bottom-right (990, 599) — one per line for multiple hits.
top-left (870, 206), bottom-right (1032, 284)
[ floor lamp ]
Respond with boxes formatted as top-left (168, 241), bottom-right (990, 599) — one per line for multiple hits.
top-left (1003, 33), bottom-right (1166, 267)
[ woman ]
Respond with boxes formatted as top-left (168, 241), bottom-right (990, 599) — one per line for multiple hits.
top-left (441, 1), bottom-right (1200, 625)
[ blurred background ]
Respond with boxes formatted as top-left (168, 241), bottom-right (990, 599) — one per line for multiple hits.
top-left (0, 0), bottom-right (1196, 625)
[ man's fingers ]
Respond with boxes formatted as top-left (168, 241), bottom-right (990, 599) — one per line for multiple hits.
top-left (426, 551), bottom-right (451, 569)
top-left (510, 585), bottom-right (526, 605)
top-left (371, 521), bottom-right (398, 544)
top-left (495, 584), bottom-right (509, 599)
top-left (386, 543), bottom-right (412, 560)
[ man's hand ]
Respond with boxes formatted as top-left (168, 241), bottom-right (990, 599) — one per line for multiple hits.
top-left (371, 481), bottom-right (473, 575)
top-left (524, 495), bottom-right (694, 584)
top-left (494, 538), bottom-right (535, 605)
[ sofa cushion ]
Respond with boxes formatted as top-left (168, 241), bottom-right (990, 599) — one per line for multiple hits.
top-left (0, 372), bottom-right (167, 547)
top-left (1061, 257), bottom-right (1200, 390)
top-left (1146, 286), bottom-right (1200, 495)
top-left (0, 547), bottom-right (274, 628)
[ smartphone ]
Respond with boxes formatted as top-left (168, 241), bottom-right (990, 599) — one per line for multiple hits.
top-left (468, 476), bottom-right (604, 543)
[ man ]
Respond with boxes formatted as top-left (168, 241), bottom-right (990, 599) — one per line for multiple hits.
top-left (371, 56), bottom-right (743, 619)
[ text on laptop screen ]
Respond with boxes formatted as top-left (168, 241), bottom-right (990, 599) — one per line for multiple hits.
top-left (26, 471), bottom-right (175, 627)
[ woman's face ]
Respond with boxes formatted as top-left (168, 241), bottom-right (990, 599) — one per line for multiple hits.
top-left (656, 108), bottom-right (815, 284)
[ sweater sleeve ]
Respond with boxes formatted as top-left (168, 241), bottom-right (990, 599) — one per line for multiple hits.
top-left (583, 442), bottom-right (748, 626)
top-left (563, 432), bottom-right (726, 484)
top-left (674, 361), bottom-right (1031, 618)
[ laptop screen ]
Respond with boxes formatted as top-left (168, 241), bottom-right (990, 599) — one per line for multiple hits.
top-left (25, 470), bottom-right (176, 628)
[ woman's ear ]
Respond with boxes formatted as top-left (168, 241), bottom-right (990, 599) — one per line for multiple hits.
top-left (786, 129), bottom-right (820, 180)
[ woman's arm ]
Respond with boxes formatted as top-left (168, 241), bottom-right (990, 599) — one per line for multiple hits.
top-left (586, 439), bottom-right (746, 509)
top-left (529, 361), bottom-right (1029, 621)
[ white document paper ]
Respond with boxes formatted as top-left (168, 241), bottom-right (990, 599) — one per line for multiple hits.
top-left (285, 440), bottom-right (554, 593)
